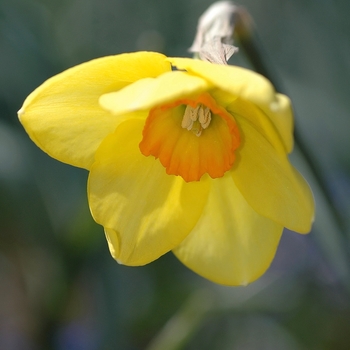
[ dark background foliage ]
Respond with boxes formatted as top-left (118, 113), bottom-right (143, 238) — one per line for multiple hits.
top-left (1, 0), bottom-right (350, 349)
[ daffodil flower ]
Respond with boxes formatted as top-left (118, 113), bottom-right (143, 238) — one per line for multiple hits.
top-left (18, 52), bottom-right (314, 285)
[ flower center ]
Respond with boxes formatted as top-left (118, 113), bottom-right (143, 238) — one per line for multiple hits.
top-left (139, 94), bottom-right (240, 182)
top-left (181, 104), bottom-right (211, 137)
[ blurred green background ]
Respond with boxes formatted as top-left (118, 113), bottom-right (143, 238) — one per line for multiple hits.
top-left (1, 0), bottom-right (350, 349)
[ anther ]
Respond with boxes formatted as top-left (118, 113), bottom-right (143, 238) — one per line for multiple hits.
top-left (181, 104), bottom-right (212, 137)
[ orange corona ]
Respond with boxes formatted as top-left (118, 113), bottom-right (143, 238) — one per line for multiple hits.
top-left (139, 93), bottom-right (240, 182)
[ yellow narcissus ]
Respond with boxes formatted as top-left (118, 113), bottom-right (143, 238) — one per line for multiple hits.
top-left (18, 51), bottom-right (314, 285)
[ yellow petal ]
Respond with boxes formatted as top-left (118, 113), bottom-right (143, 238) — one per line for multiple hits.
top-left (99, 71), bottom-right (210, 115)
top-left (227, 97), bottom-right (287, 155)
top-left (168, 58), bottom-right (294, 152)
top-left (168, 57), bottom-right (275, 106)
top-left (173, 174), bottom-right (284, 286)
top-left (232, 115), bottom-right (314, 233)
top-left (18, 52), bottom-right (170, 169)
top-left (88, 119), bottom-right (210, 265)
top-left (261, 93), bottom-right (294, 153)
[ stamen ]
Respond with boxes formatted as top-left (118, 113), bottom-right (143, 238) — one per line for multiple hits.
top-left (181, 105), bottom-right (194, 130)
top-left (181, 104), bottom-right (212, 137)
top-left (198, 105), bottom-right (211, 128)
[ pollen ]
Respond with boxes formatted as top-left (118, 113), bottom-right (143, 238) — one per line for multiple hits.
top-left (181, 104), bottom-right (212, 137)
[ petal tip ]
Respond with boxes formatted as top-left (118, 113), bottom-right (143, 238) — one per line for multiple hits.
top-left (17, 107), bottom-right (24, 119)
